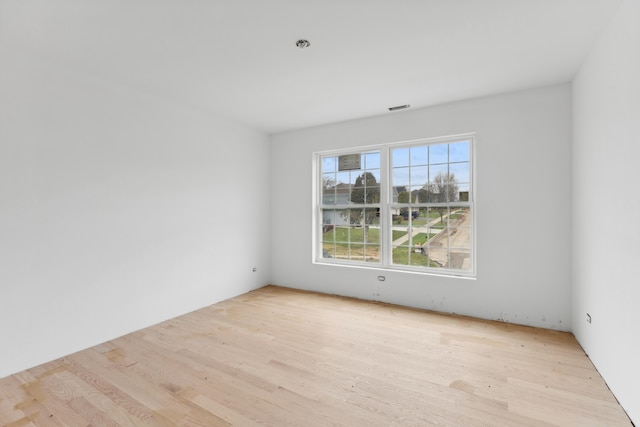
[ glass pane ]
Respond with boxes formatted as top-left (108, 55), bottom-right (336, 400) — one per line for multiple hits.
top-left (410, 166), bottom-right (428, 187)
top-left (349, 244), bottom-right (365, 262)
top-left (364, 208), bottom-right (380, 226)
top-left (428, 207), bottom-right (449, 228)
top-left (333, 180), bottom-right (350, 204)
top-left (351, 226), bottom-right (366, 243)
top-left (449, 162), bottom-right (470, 184)
top-left (322, 186), bottom-right (335, 204)
top-left (365, 152), bottom-right (380, 169)
top-left (409, 186), bottom-right (426, 204)
top-left (322, 156), bottom-right (337, 173)
top-left (355, 171), bottom-right (379, 187)
top-left (458, 183), bottom-right (470, 201)
top-left (393, 186), bottom-right (408, 203)
top-left (449, 227), bottom-right (471, 250)
top-left (429, 144), bottom-right (448, 164)
top-left (322, 173), bottom-right (336, 188)
top-left (391, 212), bottom-right (409, 242)
top-left (364, 245), bottom-right (380, 263)
top-left (392, 167), bottom-right (410, 187)
top-left (426, 224), bottom-right (449, 266)
top-left (392, 246), bottom-right (411, 266)
top-left (392, 147), bottom-right (410, 168)
top-left (348, 209), bottom-right (364, 226)
top-left (429, 164), bottom-right (448, 181)
top-left (450, 207), bottom-right (470, 224)
top-left (364, 187), bottom-right (380, 204)
top-left (333, 208), bottom-right (348, 223)
top-left (449, 141), bottom-right (470, 163)
top-left (368, 169), bottom-right (381, 183)
top-left (322, 209), bottom-right (336, 225)
top-left (322, 243), bottom-right (335, 259)
top-left (321, 173), bottom-right (337, 204)
top-left (449, 249), bottom-right (472, 271)
top-left (410, 146), bottom-right (428, 166)
top-left (334, 226), bottom-right (349, 243)
top-left (413, 208), bottom-right (429, 226)
top-left (349, 170), bottom-right (362, 185)
top-left (336, 171), bottom-right (350, 186)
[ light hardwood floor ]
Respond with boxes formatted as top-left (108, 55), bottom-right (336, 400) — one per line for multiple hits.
top-left (0, 285), bottom-right (632, 426)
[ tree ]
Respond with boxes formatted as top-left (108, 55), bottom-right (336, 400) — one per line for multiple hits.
top-left (349, 172), bottom-right (380, 238)
top-left (425, 172), bottom-right (459, 223)
top-left (322, 176), bottom-right (336, 190)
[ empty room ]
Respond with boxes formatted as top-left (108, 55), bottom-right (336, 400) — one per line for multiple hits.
top-left (1, 0), bottom-right (638, 425)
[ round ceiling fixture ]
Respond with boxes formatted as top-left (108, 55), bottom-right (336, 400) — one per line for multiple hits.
top-left (296, 39), bottom-right (311, 48)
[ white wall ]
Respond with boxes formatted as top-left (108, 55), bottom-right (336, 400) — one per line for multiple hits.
top-left (572, 0), bottom-right (640, 423)
top-left (0, 46), bottom-right (271, 377)
top-left (271, 84), bottom-right (572, 331)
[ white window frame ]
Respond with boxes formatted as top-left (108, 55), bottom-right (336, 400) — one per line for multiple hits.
top-left (313, 133), bottom-right (476, 278)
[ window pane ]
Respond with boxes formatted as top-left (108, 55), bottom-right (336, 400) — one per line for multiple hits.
top-left (429, 164), bottom-right (448, 180)
top-left (364, 245), bottom-right (379, 263)
top-left (449, 141), bottom-right (470, 163)
top-left (427, 207), bottom-right (449, 227)
top-left (409, 186), bottom-right (426, 203)
top-left (449, 162), bottom-right (470, 184)
top-left (363, 208), bottom-right (380, 226)
top-left (350, 172), bottom-right (380, 205)
top-left (334, 226), bottom-right (349, 243)
top-left (448, 208), bottom-right (472, 255)
top-left (392, 186), bottom-right (408, 203)
top-left (349, 244), bottom-right (365, 262)
top-left (322, 156), bottom-right (337, 173)
top-left (392, 147), bottom-right (410, 168)
top-left (336, 171), bottom-right (350, 186)
top-left (349, 209), bottom-right (364, 226)
top-left (392, 245), bottom-right (430, 267)
top-left (410, 146), bottom-right (428, 166)
top-left (449, 249), bottom-right (472, 271)
top-left (392, 167), bottom-right (410, 187)
top-left (426, 233), bottom-right (448, 268)
top-left (429, 144), bottom-right (448, 164)
top-left (364, 187), bottom-right (381, 203)
top-left (368, 169), bottom-right (381, 183)
top-left (322, 174), bottom-right (336, 204)
top-left (333, 208), bottom-right (348, 225)
top-left (323, 209), bottom-right (335, 225)
top-left (322, 243), bottom-right (335, 259)
top-left (410, 166), bottom-right (428, 187)
top-left (349, 170), bottom-right (362, 185)
top-left (365, 152), bottom-right (380, 169)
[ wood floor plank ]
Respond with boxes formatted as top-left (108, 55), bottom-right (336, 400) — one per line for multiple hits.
top-left (0, 285), bottom-right (632, 426)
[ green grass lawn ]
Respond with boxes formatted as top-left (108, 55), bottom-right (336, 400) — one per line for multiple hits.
top-left (324, 226), bottom-right (380, 244)
top-left (392, 230), bottom-right (407, 241)
top-left (392, 247), bottom-right (440, 267)
top-left (408, 232), bottom-right (436, 245)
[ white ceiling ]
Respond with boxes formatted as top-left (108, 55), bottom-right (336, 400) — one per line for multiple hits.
top-left (0, 0), bottom-right (622, 134)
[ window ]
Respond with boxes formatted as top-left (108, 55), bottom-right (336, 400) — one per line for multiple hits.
top-left (315, 135), bottom-right (474, 277)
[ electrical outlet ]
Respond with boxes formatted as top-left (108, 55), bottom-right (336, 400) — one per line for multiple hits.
top-left (586, 313), bottom-right (591, 323)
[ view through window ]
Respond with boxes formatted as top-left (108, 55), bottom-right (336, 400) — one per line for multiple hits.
top-left (317, 136), bottom-right (474, 276)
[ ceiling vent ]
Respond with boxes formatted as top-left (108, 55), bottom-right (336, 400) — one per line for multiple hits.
top-left (388, 104), bottom-right (410, 111)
